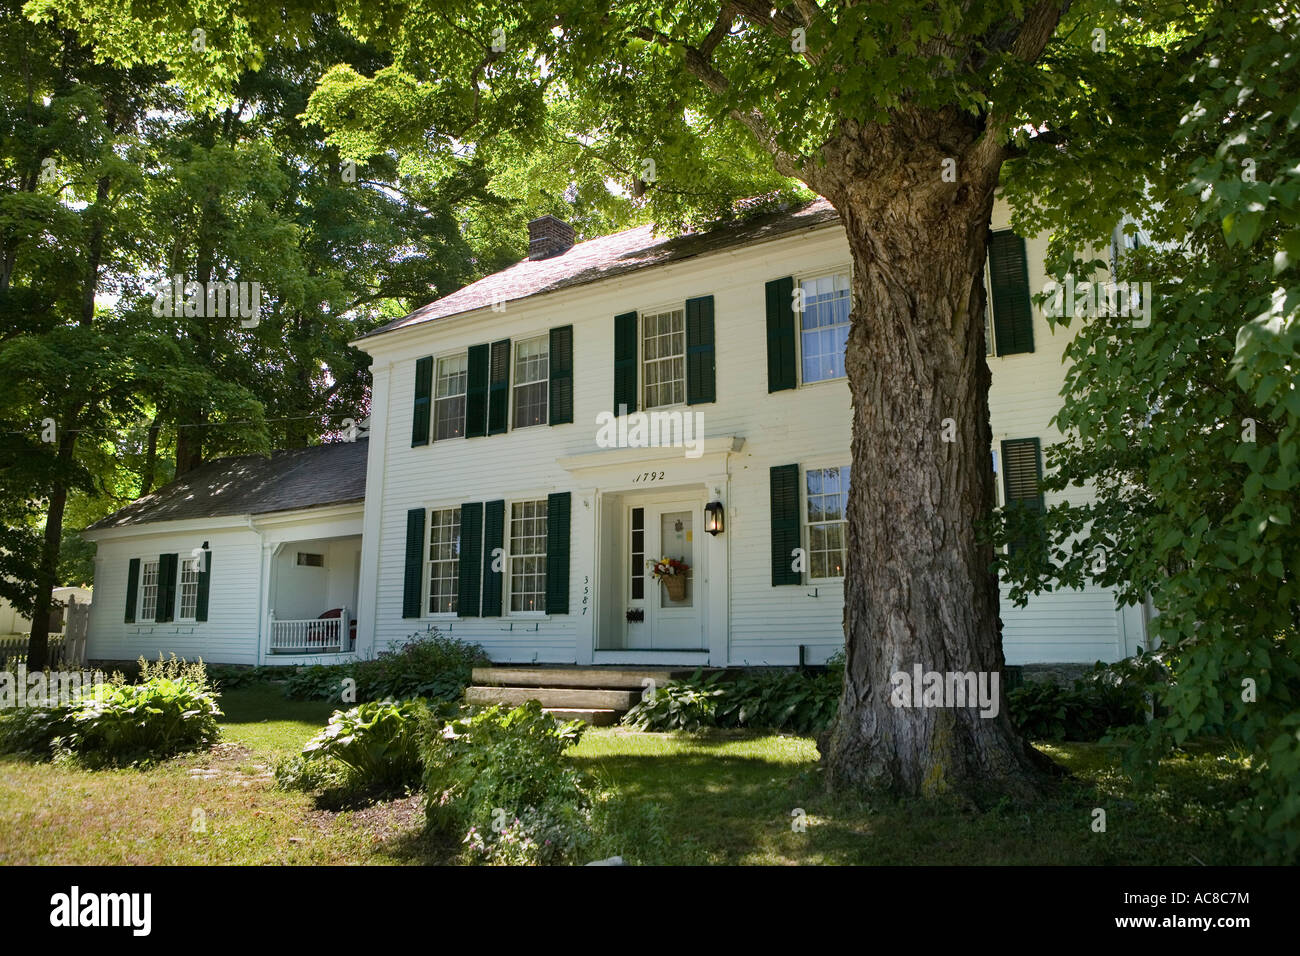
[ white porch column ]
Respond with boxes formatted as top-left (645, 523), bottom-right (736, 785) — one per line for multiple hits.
top-left (573, 487), bottom-right (598, 665)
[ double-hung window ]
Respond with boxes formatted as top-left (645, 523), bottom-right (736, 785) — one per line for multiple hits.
top-left (805, 466), bottom-right (850, 580)
top-left (512, 336), bottom-right (549, 427)
top-left (798, 272), bottom-right (851, 383)
top-left (139, 560), bottom-right (160, 622)
top-left (642, 308), bottom-right (686, 409)
top-left (177, 557), bottom-right (200, 621)
top-left (434, 354), bottom-right (468, 440)
top-left (427, 507), bottom-right (461, 614)
top-left (508, 499), bottom-right (548, 612)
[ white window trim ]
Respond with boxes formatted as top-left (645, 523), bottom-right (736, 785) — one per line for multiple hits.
top-left (801, 462), bottom-right (850, 583)
top-left (424, 504), bottom-right (462, 618)
top-left (175, 556), bottom-right (200, 623)
top-left (504, 495), bottom-right (550, 618)
top-left (433, 349), bottom-right (469, 442)
top-left (511, 333), bottom-right (550, 430)
top-left (794, 264), bottom-right (853, 387)
top-left (138, 558), bottom-right (160, 623)
top-left (638, 300), bottom-right (689, 412)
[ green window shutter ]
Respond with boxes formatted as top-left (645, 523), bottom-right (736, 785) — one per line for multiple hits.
top-left (613, 311), bottom-right (638, 414)
top-left (156, 553), bottom-right (179, 622)
top-left (124, 558), bottom-right (140, 623)
top-left (685, 294), bottom-right (716, 405)
top-left (488, 339), bottom-right (511, 435)
top-left (402, 508), bottom-right (426, 618)
top-left (765, 277), bottom-right (797, 392)
top-left (481, 499), bottom-right (505, 617)
top-left (988, 231), bottom-right (1035, 355)
top-left (546, 491), bottom-right (571, 613)
top-left (458, 502), bottom-right (484, 618)
top-left (195, 549), bottom-right (212, 622)
top-left (465, 343), bottom-right (490, 438)
top-left (411, 356), bottom-right (433, 446)
top-left (1001, 438), bottom-right (1045, 557)
top-left (770, 464), bottom-right (802, 585)
top-left (549, 325), bottom-right (574, 425)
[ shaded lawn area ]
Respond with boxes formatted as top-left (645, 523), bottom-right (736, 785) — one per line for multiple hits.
top-left (0, 684), bottom-right (1253, 865)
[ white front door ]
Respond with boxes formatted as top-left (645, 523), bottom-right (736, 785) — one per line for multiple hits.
top-left (625, 499), bottom-right (705, 650)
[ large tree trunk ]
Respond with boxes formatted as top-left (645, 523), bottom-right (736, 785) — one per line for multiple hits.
top-left (815, 110), bottom-right (1054, 803)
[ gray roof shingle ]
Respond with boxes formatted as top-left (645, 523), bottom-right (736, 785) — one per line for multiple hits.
top-left (359, 197), bottom-right (838, 340)
top-left (86, 440), bottom-right (368, 531)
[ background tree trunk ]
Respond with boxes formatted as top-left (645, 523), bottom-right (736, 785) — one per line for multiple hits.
top-left (815, 110), bottom-right (1054, 802)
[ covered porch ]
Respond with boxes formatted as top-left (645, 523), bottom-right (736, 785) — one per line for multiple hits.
top-left (265, 534), bottom-right (361, 655)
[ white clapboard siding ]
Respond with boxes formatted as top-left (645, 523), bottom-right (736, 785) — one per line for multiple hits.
top-left (359, 197), bottom-right (1130, 667)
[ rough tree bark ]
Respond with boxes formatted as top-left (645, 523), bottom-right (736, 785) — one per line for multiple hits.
top-left (809, 108), bottom-right (1057, 802)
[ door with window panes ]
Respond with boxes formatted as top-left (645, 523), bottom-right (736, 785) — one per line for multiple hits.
top-left (625, 499), bottom-right (705, 650)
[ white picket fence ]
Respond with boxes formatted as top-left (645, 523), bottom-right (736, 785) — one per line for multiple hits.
top-left (0, 596), bottom-right (89, 667)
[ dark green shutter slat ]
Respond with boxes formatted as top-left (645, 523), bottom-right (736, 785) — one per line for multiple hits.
top-left (402, 508), bottom-right (426, 618)
top-left (770, 465), bottom-right (802, 585)
top-left (488, 339), bottom-right (510, 435)
top-left (465, 343), bottom-right (490, 438)
top-left (124, 558), bottom-right (140, 623)
top-left (458, 502), bottom-right (484, 618)
top-left (685, 294), bottom-right (716, 405)
top-left (546, 491), bottom-right (571, 613)
top-left (613, 311), bottom-right (638, 414)
top-left (481, 500), bottom-right (505, 617)
top-left (411, 356), bottom-right (433, 446)
top-left (157, 553), bottom-right (178, 622)
top-left (765, 277), bottom-right (797, 392)
top-left (1002, 438), bottom-right (1044, 557)
top-left (988, 231), bottom-right (1035, 355)
top-left (195, 550), bottom-right (212, 622)
top-left (549, 325), bottom-right (573, 425)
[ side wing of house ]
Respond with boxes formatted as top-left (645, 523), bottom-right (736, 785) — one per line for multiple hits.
top-left (86, 522), bottom-right (263, 665)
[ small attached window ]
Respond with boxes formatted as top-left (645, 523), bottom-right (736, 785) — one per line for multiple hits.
top-left (296, 552), bottom-right (325, 567)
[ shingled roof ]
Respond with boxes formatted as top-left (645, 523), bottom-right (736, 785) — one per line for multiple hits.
top-left (359, 196), bottom-right (839, 340)
top-left (86, 440), bottom-right (369, 531)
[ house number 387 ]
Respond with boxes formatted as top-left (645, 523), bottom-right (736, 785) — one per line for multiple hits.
top-left (582, 576), bottom-right (589, 615)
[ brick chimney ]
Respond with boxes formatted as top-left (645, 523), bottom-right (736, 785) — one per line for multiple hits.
top-left (527, 215), bottom-right (575, 260)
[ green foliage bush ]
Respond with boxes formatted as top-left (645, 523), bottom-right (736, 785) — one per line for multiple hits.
top-left (1007, 657), bottom-right (1157, 742)
top-left (293, 698), bottom-right (438, 795)
top-left (622, 662), bottom-right (843, 734)
top-left (281, 629), bottom-right (488, 703)
top-left (0, 655), bottom-right (221, 766)
top-left (421, 701), bottom-right (592, 865)
top-left (206, 665), bottom-right (283, 690)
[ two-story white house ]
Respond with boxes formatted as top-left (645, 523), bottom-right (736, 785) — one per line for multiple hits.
top-left (83, 196), bottom-right (1149, 669)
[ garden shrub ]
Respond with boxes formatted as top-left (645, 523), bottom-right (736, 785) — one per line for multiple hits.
top-left (1007, 656), bottom-right (1156, 742)
top-left (281, 629), bottom-right (488, 703)
top-left (206, 664), bottom-right (283, 690)
top-left (0, 655), bottom-right (221, 766)
top-left (623, 660), bottom-right (844, 734)
top-left (421, 701), bottom-right (593, 865)
top-left (294, 698), bottom-right (439, 795)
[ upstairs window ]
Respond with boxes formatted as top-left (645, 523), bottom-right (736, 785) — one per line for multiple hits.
top-left (642, 308), bottom-right (686, 409)
top-left (512, 336), bottom-right (550, 428)
top-left (435, 354), bottom-right (468, 440)
top-left (798, 272), bottom-right (851, 383)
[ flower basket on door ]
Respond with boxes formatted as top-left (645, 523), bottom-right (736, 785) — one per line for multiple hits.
top-left (648, 557), bottom-right (690, 601)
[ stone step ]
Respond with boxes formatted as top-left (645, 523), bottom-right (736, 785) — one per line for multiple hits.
top-left (470, 666), bottom-right (695, 690)
top-left (544, 708), bottom-right (618, 726)
top-left (465, 685), bottom-right (645, 711)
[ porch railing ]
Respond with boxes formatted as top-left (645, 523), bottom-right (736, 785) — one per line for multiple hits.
top-left (268, 608), bottom-right (354, 654)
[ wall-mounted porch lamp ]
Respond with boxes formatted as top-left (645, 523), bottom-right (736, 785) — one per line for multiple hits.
top-left (704, 500), bottom-right (725, 536)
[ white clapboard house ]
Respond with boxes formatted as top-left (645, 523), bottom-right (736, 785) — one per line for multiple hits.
top-left (83, 197), bottom-right (1150, 669)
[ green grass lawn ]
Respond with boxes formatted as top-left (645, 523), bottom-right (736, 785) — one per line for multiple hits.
top-left (0, 683), bottom-right (1254, 865)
